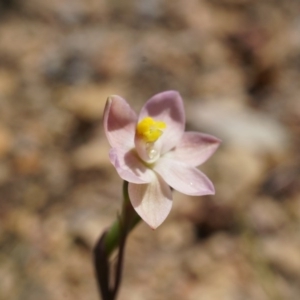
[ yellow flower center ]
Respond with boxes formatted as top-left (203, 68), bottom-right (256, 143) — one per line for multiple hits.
top-left (136, 117), bottom-right (166, 143)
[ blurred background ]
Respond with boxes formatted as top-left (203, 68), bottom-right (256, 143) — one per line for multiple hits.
top-left (0, 0), bottom-right (300, 299)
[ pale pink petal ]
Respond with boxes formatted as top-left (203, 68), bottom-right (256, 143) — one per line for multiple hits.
top-left (167, 132), bottom-right (221, 167)
top-left (154, 157), bottom-right (215, 196)
top-left (128, 173), bottom-right (172, 229)
top-left (103, 95), bottom-right (137, 150)
top-left (139, 91), bottom-right (185, 153)
top-left (109, 148), bottom-right (152, 184)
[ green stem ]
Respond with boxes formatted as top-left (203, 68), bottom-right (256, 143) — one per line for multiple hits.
top-left (104, 181), bottom-right (141, 257)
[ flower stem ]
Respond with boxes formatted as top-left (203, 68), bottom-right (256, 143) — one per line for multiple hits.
top-left (104, 181), bottom-right (141, 256)
top-left (93, 181), bottom-right (141, 300)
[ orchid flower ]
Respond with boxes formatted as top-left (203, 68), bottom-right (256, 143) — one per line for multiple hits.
top-left (103, 91), bottom-right (221, 229)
